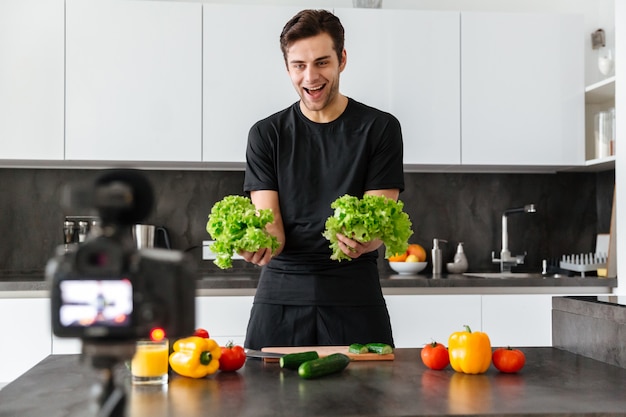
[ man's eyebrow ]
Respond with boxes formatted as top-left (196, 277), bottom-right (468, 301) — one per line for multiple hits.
top-left (288, 55), bottom-right (332, 65)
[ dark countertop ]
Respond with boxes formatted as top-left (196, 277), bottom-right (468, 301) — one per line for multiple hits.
top-left (1, 348), bottom-right (625, 416)
top-left (0, 270), bottom-right (617, 295)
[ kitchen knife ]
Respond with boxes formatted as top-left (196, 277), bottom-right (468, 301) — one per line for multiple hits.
top-left (244, 349), bottom-right (285, 360)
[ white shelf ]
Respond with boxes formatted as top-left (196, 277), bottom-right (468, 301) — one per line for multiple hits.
top-left (584, 76), bottom-right (616, 168)
top-left (585, 76), bottom-right (616, 104)
top-left (585, 155), bottom-right (616, 170)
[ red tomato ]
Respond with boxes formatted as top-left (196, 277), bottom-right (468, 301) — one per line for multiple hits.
top-left (420, 341), bottom-right (450, 370)
top-left (492, 347), bottom-right (526, 373)
top-left (219, 341), bottom-right (246, 372)
top-left (193, 328), bottom-right (209, 338)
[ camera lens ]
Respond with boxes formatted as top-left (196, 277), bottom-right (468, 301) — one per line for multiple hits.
top-left (88, 252), bottom-right (109, 267)
top-left (75, 237), bottom-right (125, 276)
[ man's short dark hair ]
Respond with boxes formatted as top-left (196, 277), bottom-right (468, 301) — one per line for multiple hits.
top-left (280, 9), bottom-right (345, 65)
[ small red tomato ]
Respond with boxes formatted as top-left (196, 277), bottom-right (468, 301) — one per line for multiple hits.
top-left (219, 341), bottom-right (246, 372)
top-left (420, 341), bottom-right (450, 370)
top-left (492, 347), bottom-right (526, 373)
top-left (193, 328), bottom-right (209, 338)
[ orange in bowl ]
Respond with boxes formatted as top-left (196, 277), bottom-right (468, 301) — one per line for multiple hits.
top-left (389, 252), bottom-right (408, 262)
top-left (407, 244), bottom-right (427, 262)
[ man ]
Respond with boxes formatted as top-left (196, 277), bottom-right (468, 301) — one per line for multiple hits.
top-left (241, 9), bottom-right (404, 350)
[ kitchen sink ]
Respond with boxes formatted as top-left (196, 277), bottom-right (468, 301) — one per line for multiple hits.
top-left (463, 272), bottom-right (560, 279)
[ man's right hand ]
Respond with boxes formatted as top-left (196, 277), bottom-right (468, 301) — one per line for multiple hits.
top-left (248, 190), bottom-right (285, 263)
top-left (239, 247), bottom-right (274, 266)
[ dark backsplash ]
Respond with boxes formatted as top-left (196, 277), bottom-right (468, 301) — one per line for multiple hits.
top-left (0, 168), bottom-right (614, 275)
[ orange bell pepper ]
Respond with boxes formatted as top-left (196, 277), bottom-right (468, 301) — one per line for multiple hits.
top-left (448, 325), bottom-right (492, 374)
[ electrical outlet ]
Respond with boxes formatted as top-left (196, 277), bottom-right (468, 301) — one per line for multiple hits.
top-left (202, 240), bottom-right (244, 261)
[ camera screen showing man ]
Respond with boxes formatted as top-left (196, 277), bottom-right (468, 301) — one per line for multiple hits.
top-left (59, 280), bottom-right (132, 327)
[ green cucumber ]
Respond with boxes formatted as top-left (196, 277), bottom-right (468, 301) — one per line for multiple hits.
top-left (298, 353), bottom-right (351, 379)
top-left (348, 343), bottom-right (369, 354)
top-left (279, 351), bottom-right (319, 370)
top-left (366, 343), bottom-right (393, 355)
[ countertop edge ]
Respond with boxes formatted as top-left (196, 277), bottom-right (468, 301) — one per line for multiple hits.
top-left (0, 273), bottom-right (617, 298)
top-left (0, 286), bottom-right (615, 299)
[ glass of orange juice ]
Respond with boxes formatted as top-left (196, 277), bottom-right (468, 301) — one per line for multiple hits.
top-left (131, 339), bottom-right (169, 385)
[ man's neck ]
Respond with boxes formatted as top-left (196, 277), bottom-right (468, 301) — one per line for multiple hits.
top-left (300, 94), bottom-right (349, 123)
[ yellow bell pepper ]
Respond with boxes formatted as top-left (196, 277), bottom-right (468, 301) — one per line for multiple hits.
top-left (448, 325), bottom-right (492, 374)
top-left (169, 336), bottom-right (222, 378)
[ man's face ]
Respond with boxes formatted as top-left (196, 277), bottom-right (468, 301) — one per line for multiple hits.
top-left (285, 33), bottom-right (346, 114)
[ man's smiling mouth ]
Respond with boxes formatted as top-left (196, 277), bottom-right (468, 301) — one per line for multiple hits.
top-left (304, 84), bottom-right (325, 94)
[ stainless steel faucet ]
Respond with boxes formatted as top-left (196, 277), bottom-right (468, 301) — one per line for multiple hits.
top-left (492, 204), bottom-right (536, 272)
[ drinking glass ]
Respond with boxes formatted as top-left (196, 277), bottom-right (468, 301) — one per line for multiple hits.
top-left (131, 339), bottom-right (169, 385)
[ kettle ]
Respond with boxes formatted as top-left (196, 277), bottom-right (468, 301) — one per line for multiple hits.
top-left (132, 224), bottom-right (171, 249)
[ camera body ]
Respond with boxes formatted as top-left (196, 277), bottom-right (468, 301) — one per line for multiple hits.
top-left (48, 237), bottom-right (195, 340)
top-left (47, 169), bottom-right (195, 341)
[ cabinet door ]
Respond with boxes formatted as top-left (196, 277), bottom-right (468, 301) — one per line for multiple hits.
top-left (195, 296), bottom-right (254, 346)
top-left (336, 9), bottom-right (461, 165)
top-left (202, 5), bottom-right (300, 164)
top-left (385, 295), bottom-right (481, 348)
top-left (52, 337), bottom-right (82, 355)
top-left (0, 298), bottom-right (51, 384)
top-left (0, 0), bottom-right (64, 160)
top-left (481, 295), bottom-right (552, 347)
top-left (65, 0), bottom-right (202, 162)
top-left (461, 12), bottom-right (584, 166)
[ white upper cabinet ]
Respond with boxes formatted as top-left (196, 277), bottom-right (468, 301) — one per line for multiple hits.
top-left (336, 9), bottom-right (461, 166)
top-left (65, 0), bottom-right (202, 162)
top-left (1, 2), bottom-right (587, 170)
top-left (203, 7), bottom-right (460, 166)
top-left (461, 12), bottom-right (584, 167)
top-left (0, 0), bottom-right (64, 160)
top-left (335, 9), bottom-right (388, 114)
top-left (202, 5), bottom-right (300, 165)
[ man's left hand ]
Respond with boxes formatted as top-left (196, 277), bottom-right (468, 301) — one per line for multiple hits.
top-left (335, 233), bottom-right (383, 259)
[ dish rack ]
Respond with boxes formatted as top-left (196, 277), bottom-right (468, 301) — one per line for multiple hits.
top-left (559, 253), bottom-right (607, 277)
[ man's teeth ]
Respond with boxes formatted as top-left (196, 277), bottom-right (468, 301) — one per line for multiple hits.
top-left (307, 85), bottom-right (323, 92)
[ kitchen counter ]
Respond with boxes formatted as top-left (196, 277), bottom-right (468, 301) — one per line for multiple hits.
top-left (1, 348), bottom-right (625, 416)
top-left (0, 271), bottom-right (617, 297)
top-left (0, 265), bottom-right (617, 296)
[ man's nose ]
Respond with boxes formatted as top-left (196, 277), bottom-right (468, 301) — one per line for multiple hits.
top-left (303, 66), bottom-right (319, 82)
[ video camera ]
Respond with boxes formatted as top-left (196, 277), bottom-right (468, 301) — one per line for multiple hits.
top-left (47, 169), bottom-right (196, 342)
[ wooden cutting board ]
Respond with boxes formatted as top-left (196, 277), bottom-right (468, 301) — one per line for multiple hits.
top-left (261, 346), bottom-right (394, 362)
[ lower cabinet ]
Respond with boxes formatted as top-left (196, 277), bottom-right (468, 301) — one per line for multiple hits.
top-left (0, 292), bottom-right (562, 385)
top-left (195, 296), bottom-right (254, 347)
top-left (385, 295), bottom-right (482, 348)
top-left (44, 296), bottom-right (257, 357)
top-left (0, 298), bottom-right (51, 384)
top-left (196, 294), bottom-right (554, 349)
top-left (52, 336), bottom-right (82, 354)
top-left (385, 294), bottom-right (553, 348)
top-left (36, 296), bottom-right (257, 362)
top-left (481, 294), bottom-right (553, 347)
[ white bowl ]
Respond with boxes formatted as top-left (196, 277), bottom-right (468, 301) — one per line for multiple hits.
top-left (389, 261), bottom-right (427, 275)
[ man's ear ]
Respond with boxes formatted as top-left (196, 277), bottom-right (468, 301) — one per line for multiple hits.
top-left (339, 49), bottom-right (347, 72)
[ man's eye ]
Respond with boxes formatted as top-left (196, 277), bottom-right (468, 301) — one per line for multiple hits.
top-left (317, 61), bottom-right (328, 67)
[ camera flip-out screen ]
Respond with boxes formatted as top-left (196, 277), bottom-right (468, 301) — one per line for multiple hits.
top-left (59, 279), bottom-right (133, 328)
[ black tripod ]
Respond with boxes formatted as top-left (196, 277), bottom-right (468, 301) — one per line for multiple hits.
top-left (82, 341), bottom-right (136, 417)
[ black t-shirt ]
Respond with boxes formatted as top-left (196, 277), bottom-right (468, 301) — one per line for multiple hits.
top-left (244, 98), bottom-right (404, 305)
